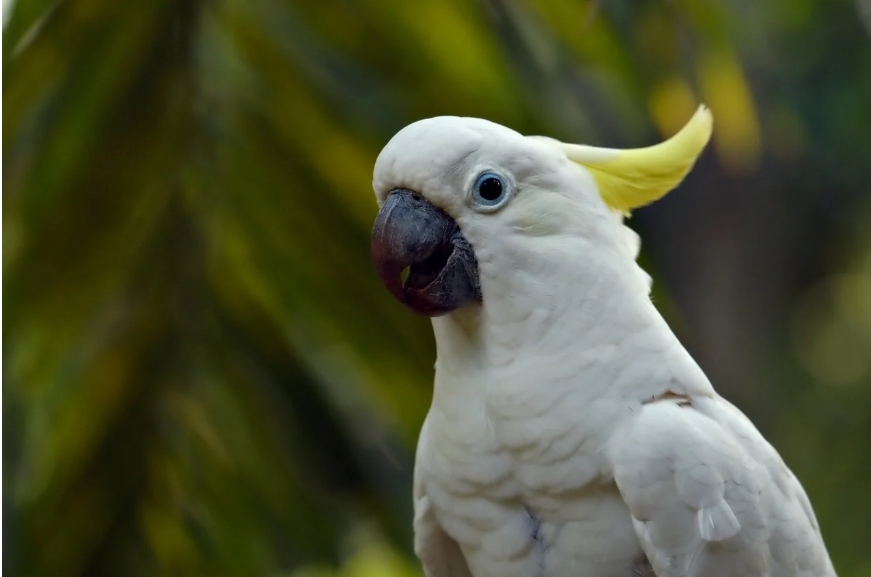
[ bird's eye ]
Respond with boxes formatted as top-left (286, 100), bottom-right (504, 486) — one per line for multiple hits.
top-left (471, 172), bottom-right (508, 208)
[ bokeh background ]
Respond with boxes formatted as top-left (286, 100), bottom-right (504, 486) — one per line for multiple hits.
top-left (4, 0), bottom-right (871, 575)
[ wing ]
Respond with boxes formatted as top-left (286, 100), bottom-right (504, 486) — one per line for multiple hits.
top-left (413, 421), bottom-right (473, 577)
top-left (413, 487), bottom-right (474, 577)
top-left (610, 394), bottom-right (836, 577)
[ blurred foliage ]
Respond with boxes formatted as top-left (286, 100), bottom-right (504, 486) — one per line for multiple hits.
top-left (3, 0), bottom-right (870, 576)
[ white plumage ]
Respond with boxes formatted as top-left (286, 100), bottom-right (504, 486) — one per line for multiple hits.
top-left (371, 111), bottom-right (836, 577)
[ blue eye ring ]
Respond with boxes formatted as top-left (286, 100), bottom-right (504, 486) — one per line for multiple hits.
top-left (471, 172), bottom-right (509, 209)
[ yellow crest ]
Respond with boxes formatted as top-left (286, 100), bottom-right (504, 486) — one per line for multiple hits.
top-left (560, 105), bottom-right (713, 215)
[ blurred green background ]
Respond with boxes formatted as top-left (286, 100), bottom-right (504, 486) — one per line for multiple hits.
top-left (3, 0), bottom-right (871, 575)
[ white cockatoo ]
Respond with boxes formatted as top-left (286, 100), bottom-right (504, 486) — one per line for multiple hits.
top-left (369, 106), bottom-right (836, 577)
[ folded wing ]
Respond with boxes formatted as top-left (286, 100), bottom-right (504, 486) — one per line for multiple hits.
top-left (611, 395), bottom-right (835, 577)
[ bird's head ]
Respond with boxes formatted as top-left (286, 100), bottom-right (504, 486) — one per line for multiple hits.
top-left (371, 107), bottom-right (712, 317)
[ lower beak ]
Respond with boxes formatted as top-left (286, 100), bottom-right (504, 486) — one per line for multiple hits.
top-left (371, 189), bottom-right (480, 317)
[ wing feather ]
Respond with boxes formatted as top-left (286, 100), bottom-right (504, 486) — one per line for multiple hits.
top-left (611, 396), bottom-right (835, 577)
top-left (413, 419), bottom-right (474, 577)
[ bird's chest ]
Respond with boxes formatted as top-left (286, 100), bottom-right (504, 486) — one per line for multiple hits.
top-left (422, 403), bottom-right (644, 577)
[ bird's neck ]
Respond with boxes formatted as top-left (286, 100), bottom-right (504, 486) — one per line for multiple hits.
top-left (429, 244), bottom-right (713, 415)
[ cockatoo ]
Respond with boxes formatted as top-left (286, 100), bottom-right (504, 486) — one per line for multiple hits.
top-left (369, 106), bottom-right (836, 577)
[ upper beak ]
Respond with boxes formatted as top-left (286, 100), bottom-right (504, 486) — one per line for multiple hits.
top-left (371, 189), bottom-right (480, 317)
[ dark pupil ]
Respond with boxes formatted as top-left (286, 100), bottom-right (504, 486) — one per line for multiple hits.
top-left (479, 177), bottom-right (503, 201)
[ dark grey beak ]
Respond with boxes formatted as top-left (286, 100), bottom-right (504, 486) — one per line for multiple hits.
top-left (371, 189), bottom-right (481, 317)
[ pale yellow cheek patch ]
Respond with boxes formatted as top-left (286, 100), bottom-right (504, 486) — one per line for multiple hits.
top-left (558, 105), bottom-right (713, 215)
top-left (513, 213), bottom-right (568, 237)
top-left (509, 191), bottom-right (580, 237)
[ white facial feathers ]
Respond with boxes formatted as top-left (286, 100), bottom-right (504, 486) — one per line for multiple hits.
top-left (372, 110), bottom-right (711, 297)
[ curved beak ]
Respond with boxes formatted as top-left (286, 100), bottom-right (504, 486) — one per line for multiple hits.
top-left (371, 189), bottom-right (481, 317)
